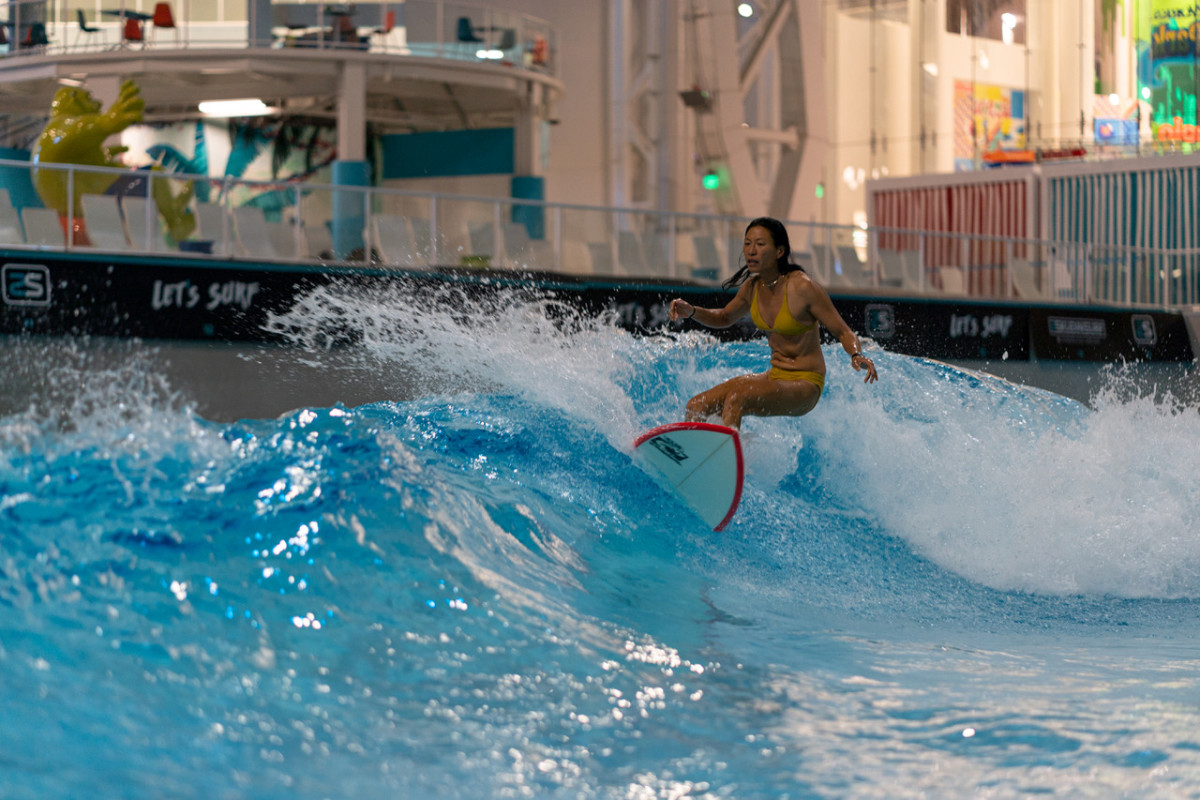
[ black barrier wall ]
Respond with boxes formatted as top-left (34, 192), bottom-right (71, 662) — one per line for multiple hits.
top-left (1, 251), bottom-right (1194, 364)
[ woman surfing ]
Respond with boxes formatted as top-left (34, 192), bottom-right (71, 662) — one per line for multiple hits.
top-left (668, 217), bottom-right (878, 429)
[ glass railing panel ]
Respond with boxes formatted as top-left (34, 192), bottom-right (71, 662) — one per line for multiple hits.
top-left (12, 0), bottom-right (556, 73)
top-left (397, 0), bottom-right (444, 58)
top-left (554, 205), bottom-right (620, 277)
top-left (1090, 244), bottom-right (1127, 305)
top-left (486, 199), bottom-right (551, 271)
top-left (439, 1), bottom-right (499, 63)
top-left (367, 189), bottom-right (434, 267)
top-left (643, 215), bottom-right (673, 279)
top-left (422, 193), bottom-right (492, 268)
top-left (4, 158), bottom-right (1200, 304)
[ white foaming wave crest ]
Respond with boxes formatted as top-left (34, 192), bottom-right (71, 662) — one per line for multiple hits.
top-left (810, 354), bottom-right (1200, 598)
top-left (265, 282), bottom-right (645, 447)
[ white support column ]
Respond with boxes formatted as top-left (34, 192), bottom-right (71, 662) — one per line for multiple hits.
top-left (337, 60), bottom-right (367, 162)
top-left (682, 0), bottom-right (772, 217)
top-left (513, 81), bottom-right (542, 177)
top-left (608, 0), bottom-right (679, 212)
top-left (608, 0), bottom-right (630, 208)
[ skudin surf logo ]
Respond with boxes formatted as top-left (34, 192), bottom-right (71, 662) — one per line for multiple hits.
top-left (2, 264), bottom-right (50, 306)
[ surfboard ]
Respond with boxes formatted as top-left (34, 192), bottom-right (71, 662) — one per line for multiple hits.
top-left (633, 422), bottom-right (744, 531)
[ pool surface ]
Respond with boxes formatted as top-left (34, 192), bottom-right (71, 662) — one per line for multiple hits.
top-left (3, 285), bottom-right (1200, 798)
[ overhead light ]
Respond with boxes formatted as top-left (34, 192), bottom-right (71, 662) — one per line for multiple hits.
top-left (475, 48), bottom-right (504, 59)
top-left (737, 3), bottom-right (754, 18)
top-left (1001, 13), bottom-right (1017, 45)
top-left (198, 98), bottom-right (269, 117)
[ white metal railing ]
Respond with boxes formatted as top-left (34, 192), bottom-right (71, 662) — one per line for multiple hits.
top-left (0, 0), bottom-right (556, 76)
top-left (3, 158), bottom-right (1198, 308)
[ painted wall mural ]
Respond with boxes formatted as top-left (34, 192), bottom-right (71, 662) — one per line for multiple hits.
top-left (125, 118), bottom-right (341, 220)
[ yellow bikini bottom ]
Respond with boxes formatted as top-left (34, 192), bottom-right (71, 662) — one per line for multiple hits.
top-left (767, 367), bottom-right (825, 392)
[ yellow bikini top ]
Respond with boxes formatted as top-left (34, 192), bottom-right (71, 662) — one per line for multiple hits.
top-left (750, 279), bottom-right (814, 336)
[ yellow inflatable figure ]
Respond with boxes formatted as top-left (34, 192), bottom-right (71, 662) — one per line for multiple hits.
top-left (31, 80), bottom-right (195, 243)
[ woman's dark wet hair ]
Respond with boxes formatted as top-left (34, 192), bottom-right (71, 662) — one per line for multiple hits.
top-left (723, 216), bottom-right (806, 289)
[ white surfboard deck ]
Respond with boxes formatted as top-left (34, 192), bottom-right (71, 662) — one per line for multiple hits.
top-left (633, 422), bottom-right (744, 531)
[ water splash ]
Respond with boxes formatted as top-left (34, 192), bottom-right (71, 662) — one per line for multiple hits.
top-left (264, 281), bottom-right (645, 447)
top-left (799, 353), bottom-right (1200, 598)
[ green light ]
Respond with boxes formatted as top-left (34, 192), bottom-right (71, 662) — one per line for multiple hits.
top-left (815, 182), bottom-right (825, 199)
top-left (702, 171), bottom-right (720, 190)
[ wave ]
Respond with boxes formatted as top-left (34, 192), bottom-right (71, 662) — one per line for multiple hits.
top-left (12, 263), bottom-right (1200, 800)
top-left (5, 289), bottom-right (1200, 625)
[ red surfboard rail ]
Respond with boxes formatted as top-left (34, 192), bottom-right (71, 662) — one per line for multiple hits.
top-left (634, 422), bottom-right (744, 531)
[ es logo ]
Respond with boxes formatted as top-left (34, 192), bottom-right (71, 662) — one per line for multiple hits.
top-left (865, 304), bottom-right (896, 339)
top-left (2, 264), bottom-right (51, 306)
top-left (1131, 314), bottom-right (1157, 347)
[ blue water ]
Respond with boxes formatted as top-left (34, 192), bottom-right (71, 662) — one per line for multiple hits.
top-left (4, 288), bottom-right (1200, 798)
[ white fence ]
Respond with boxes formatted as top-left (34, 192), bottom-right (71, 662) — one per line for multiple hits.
top-left (868, 153), bottom-right (1200, 308)
top-left (4, 158), bottom-right (1198, 308)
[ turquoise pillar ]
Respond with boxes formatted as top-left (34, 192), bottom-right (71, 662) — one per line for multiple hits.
top-left (511, 175), bottom-right (544, 239)
top-left (332, 159), bottom-right (369, 259)
top-left (0, 148), bottom-right (40, 209)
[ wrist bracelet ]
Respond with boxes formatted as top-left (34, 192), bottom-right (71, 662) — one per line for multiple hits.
top-left (687, 308), bottom-right (696, 319)
top-left (850, 352), bottom-right (862, 360)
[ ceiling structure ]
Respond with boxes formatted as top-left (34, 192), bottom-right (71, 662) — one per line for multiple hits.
top-left (609, 0), bottom-right (815, 220)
